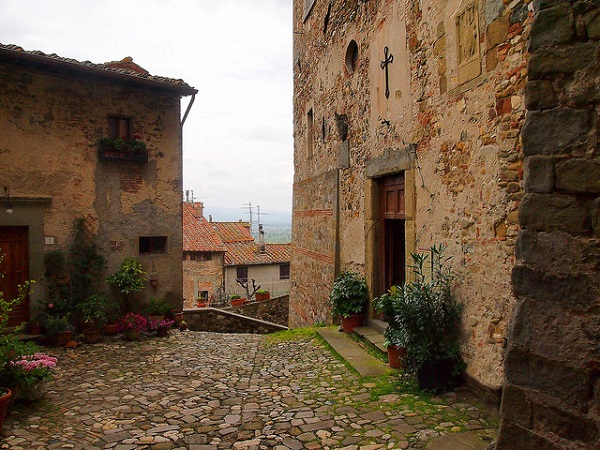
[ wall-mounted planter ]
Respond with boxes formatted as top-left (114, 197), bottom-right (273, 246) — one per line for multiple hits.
top-left (99, 147), bottom-right (149, 163)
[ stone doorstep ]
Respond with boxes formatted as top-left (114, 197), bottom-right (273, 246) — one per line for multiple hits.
top-left (425, 430), bottom-right (496, 450)
top-left (353, 325), bottom-right (387, 354)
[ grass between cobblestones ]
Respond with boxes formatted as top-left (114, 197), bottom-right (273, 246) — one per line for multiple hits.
top-left (267, 326), bottom-right (499, 447)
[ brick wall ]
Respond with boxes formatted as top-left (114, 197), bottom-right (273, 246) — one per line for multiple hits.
top-left (497, 1), bottom-right (600, 448)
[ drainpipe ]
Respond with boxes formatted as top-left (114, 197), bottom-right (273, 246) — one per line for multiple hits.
top-left (181, 93), bottom-right (196, 126)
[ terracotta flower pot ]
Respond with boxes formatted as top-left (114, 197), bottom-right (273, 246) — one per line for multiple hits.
top-left (172, 311), bottom-right (184, 325)
top-left (104, 324), bottom-right (117, 336)
top-left (255, 292), bottom-right (270, 301)
top-left (386, 345), bottom-right (407, 369)
top-left (123, 329), bottom-right (141, 341)
top-left (53, 330), bottom-right (72, 347)
top-left (0, 388), bottom-right (12, 430)
top-left (83, 328), bottom-right (101, 344)
top-left (156, 327), bottom-right (169, 337)
top-left (230, 298), bottom-right (245, 307)
top-left (341, 314), bottom-right (363, 333)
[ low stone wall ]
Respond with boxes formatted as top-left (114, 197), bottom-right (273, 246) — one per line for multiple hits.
top-left (183, 295), bottom-right (289, 334)
top-left (226, 295), bottom-right (289, 326)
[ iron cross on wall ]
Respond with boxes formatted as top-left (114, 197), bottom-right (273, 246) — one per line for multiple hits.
top-left (380, 46), bottom-right (394, 99)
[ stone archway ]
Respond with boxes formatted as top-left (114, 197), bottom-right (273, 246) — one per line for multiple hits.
top-left (497, 1), bottom-right (600, 449)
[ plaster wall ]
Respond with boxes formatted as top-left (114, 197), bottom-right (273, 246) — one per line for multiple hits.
top-left (225, 264), bottom-right (291, 300)
top-left (182, 253), bottom-right (224, 309)
top-left (0, 59), bottom-right (185, 311)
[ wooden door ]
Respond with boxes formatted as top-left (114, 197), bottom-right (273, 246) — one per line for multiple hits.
top-left (381, 174), bottom-right (406, 292)
top-left (0, 227), bottom-right (29, 327)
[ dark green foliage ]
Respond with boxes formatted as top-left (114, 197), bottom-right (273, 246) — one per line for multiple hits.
top-left (147, 297), bottom-right (172, 316)
top-left (380, 245), bottom-right (463, 373)
top-left (330, 271), bottom-right (369, 318)
top-left (100, 136), bottom-right (147, 153)
top-left (70, 218), bottom-right (106, 307)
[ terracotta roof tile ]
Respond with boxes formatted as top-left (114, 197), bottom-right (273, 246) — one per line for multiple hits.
top-left (224, 242), bottom-right (291, 266)
top-left (0, 43), bottom-right (197, 95)
top-left (183, 203), bottom-right (226, 252)
top-left (210, 222), bottom-right (254, 243)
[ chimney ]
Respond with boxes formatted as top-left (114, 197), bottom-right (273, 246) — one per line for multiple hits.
top-left (258, 224), bottom-right (266, 254)
top-left (185, 190), bottom-right (190, 203)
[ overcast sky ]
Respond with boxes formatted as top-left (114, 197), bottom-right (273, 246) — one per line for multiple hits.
top-left (0, 0), bottom-right (294, 219)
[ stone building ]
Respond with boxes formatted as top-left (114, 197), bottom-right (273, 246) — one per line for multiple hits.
top-left (292, 0), bottom-right (529, 393)
top-left (0, 43), bottom-right (197, 323)
top-left (292, 0), bottom-right (599, 448)
top-left (183, 201), bottom-right (291, 308)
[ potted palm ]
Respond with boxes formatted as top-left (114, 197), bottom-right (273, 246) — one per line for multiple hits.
top-left (393, 245), bottom-right (464, 392)
top-left (330, 271), bottom-right (369, 333)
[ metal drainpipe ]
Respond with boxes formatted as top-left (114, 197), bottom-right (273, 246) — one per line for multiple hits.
top-left (181, 93), bottom-right (196, 126)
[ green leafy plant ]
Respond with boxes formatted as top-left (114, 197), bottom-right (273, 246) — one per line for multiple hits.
top-left (374, 285), bottom-right (406, 348)
top-left (256, 289), bottom-right (269, 295)
top-left (390, 245), bottom-right (463, 372)
top-left (229, 294), bottom-right (241, 300)
top-left (76, 294), bottom-right (107, 328)
top-left (100, 136), bottom-right (147, 153)
top-left (329, 271), bottom-right (368, 318)
top-left (41, 314), bottom-right (71, 336)
top-left (107, 258), bottom-right (146, 311)
top-left (147, 297), bottom-right (172, 316)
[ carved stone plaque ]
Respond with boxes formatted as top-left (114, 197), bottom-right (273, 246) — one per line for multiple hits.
top-left (457, 3), bottom-right (481, 84)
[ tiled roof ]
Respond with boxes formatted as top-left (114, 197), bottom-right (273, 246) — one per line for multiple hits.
top-left (224, 242), bottom-right (291, 266)
top-left (183, 203), bottom-right (226, 252)
top-left (0, 43), bottom-right (197, 95)
top-left (210, 222), bottom-right (254, 244)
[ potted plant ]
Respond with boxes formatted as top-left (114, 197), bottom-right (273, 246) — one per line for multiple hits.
top-left (42, 314), bottom-right (72, 346)
top-left (147, 318), bottom-right (175, 337)
top-left (116, 312), bottom-right (147, 341)
top-left (106, 258), bottom-right (146, 312)
top-left (255, 289), bottom-right (270, 302)
top-left (374, 285), bottom-right (407, 369)
top-left (100, 136), bottom-right (148, 162)
top-left (0, 388), bottom-right (11, 431)
top-left (9, 353), bottom-right (57, 402)
top-left (330, 271), bottom-right (369, 333)
top-left (393, 245), bottom-right (464, 392)
top-left (229, 294), bottom-right (245, 307)
top-left (76, 294), bottom-right (107, 343)
top-left (146, 297), bottom-right (172, 322)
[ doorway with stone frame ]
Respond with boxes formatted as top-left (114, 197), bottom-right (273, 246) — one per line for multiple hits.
top-left (380, 173), bottom-right (406, 294)
top-left (0, 226), bottom-right (30, 327)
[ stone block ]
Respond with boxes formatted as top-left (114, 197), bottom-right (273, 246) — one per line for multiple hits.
top-left (524, 156), bottom-right (555, 193)
top-left (529, 4), bottom-right (575, 51)
top-left (487, 14), bottom-right (510, 47)
top-left (512, 264), bottom-right (595, 310)
top-left (533, 402), bottom-right (599, 443)
top-left (529, 42), bottom-right (597, 78)
top-left (556, 159), bottom-right (600, 194)
top-left (519, 193), bottom-right (591, 234)
top-left (504, 347), bottom-right (592, 410)
top-left (522, 109), bottom-right (590, 156)
top-left (584, 9), bottom-right (600, 39)
top-left (593, 198), bottom-right (600, 237)
top-left (496, 420), bottom-right (554, 450)
top-left (499, 384), bottom-right (533, 428)
top-left (525, 80), bottom-right (558, 110)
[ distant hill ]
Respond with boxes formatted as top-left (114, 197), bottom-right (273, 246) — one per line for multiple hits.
top-left (203, 206), bottom-right (292, 243)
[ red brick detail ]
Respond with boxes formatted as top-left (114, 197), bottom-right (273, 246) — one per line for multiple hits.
top-left (496, 97), bottom-right (512, 116)
top-left (294, 209), bottom-right (334, 217)
top-left (295, 247), bottom-right (334, 264)
top-left (119, 165), bottom-right (143, 193)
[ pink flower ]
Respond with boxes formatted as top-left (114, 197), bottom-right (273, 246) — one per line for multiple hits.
top-left (48, 303), bottom-right (54, 309)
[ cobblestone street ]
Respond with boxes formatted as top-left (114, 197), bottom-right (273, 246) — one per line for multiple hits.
top-left (1, 330), bottom-right (496, 449)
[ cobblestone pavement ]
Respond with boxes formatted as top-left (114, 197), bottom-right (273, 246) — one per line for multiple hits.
top-left (1, 330), bottom-right (497, 449)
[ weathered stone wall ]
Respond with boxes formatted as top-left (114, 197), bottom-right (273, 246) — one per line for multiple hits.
top-left (497, 1), bottom-right (600, 448)
top-left (226, 295), bottom-right (290, 327)
top-left (184, 306), bottom-right (287, 334)
top-left (0, 58), bottom-right (185, 311)
top-left (292, 0), bottom-right (532, 390)
top-left (183, 253), bottom-right (224, 309)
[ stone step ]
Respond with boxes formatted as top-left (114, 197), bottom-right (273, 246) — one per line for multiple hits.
top-left (316, 327), bottom-right (392, 377)
top-left (354, 325), bottom-right (387, 354)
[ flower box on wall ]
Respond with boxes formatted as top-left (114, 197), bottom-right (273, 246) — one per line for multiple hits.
top-left (99, 137), bottom-right (149, 163)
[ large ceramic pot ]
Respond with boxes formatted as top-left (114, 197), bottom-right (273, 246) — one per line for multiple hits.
top-left (386, 345), bottom-right (407, 369)
top-left (417, 359), bottom-right (454, 393)
top-left (104, 323), bottom-right (117, 336)
top-left (341, 314), bottom-right (363, 333)
top-left (0, 388), bottom-right (12, 431)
